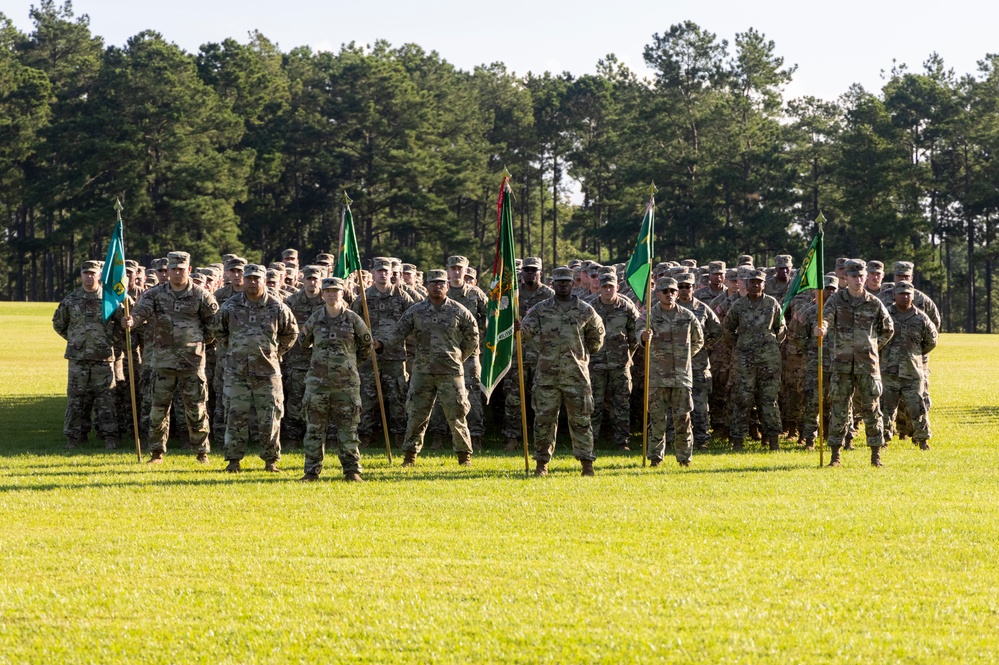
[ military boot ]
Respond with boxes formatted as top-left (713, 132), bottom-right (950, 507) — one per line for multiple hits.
top-left (918, 441), bottom-right (931, 450)
top-left (729, 436), bottom-right (745, 452)
top-left (457, 451), bottom-right (472, 467)
top-left (802, 438), bottom-right (815, 451)
top-left (104, 439), bottom-right (119, 451)
top-left (471, 437), bottom-right (482, 454)
top-left (429, 433), bottom-right (446, 451)
top-left (264, 461), bottom-right (281, 473)
top-left (534, 461), bottom-right (549, 477)
top-left (504, 437), bottom-right (520, 452)
top-left (749, 422), bottom-right (761, 441)
top-left (196, 452), bottom-right (209, 464)
top-left (359, 432), bottom-right (375, 449)
top-left (224, 459), bottom-right (242, 473)
top-left (299, 473), bottom-right (320, 482)
top-left (344, 472), bottom-right (364, 482)
top-left (402, 450), bottom-right (417, 467)
top-left (870, 446), bottom-right (883, 467)
top-left (394, 433), bottom-right (405, 448)
top-left (766, 435), bottom-right (780, 452)
top-left (827, 446), bottom-right (841, 467)
top-left (843, 434), bottom-right (855, 451)
top-left (147, 451), bottom-right (164, 464)
top-left (649, 457), bottom-right (663, 468)
top-left (580, 459), bottom-right (595, 477)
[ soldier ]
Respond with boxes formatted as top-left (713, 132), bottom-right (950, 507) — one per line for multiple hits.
top-left (881, 282), bottom-right (937, 450)
top-left (210, 257), bottom-right (247, 445)
top-left (281, 265), bottom-right (326, 448)
top-left (501, 257), bottom-right (554, 451)
top-left (373, 269), bottom-right (479, 467)
top-left (352, 256), bottom-right (414, 447)
top-left (281, 248), bottom-right (299, 270)
top-left (297, 277), bottom-right (372, 482)
top-left (515, 266), bottom-right (605, 477)
top-left (214, 264), bottom-right (298, 473)
top-left (818, 260), bottom-right (894, 467)
top-left (401, 263), bottom-right (427, 299)
top-left (789, 273), bottom-right (838, 449)
top-left (639, 277), bottom-right (705, 466)
top-left (693, 261), bottom-right (726, 302)
top-left (151, 258), bottom-right (169, 284)
top-left (725, 268), bottom-right (785, 451)
top-left (676, 272), bottom-right (723, 449)
top-left (126, 251), bottom-right (219, 464)
top-left (588, 272), bottom-right (640, 451)
top-left (707, 268), bottom-right (741, 438)
top-left (53, 260), bottom-right (123, 450)
top-left (764, 255), bottom-right (794, 303)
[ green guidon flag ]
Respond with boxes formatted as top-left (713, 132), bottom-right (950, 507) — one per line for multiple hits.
top-left (625, 199), bottom-right (655, 305)
top-left (781, 216), bottom-right (825, 317)
top-left (334, 202), bottom-right (361, 279)
top-left (100, 220), bottom-right (127, 322)
top-left (480, 176), bottom-right (518, 403)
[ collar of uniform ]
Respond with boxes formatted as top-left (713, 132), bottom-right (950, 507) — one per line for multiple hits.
top-left (243, 290), bottom-right (269, 308)
top-left (169, 282), bottom-right (194, 299)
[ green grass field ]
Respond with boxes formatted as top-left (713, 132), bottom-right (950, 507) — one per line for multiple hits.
top-left (1, 301), bottom-right (997, 663)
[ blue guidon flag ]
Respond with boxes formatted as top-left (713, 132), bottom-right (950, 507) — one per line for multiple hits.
top-left (100, 220), bottom-right (127, 322)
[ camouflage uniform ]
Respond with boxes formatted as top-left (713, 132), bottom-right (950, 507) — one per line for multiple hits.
top-left (501, 279), bottom-right (554, 440)
top-left (281, 287), bottom-right (325, 447)
top-left (725, 286), bottom-right (785, 446)
top-left (130, 269), bottom-right (219, 456)
top-left (708, 286), bottom-right (740, 433)
top-left (52, 277), bottom-right (122, 448)
top-left (519, 290), bottom-right (605, 464)
top-left (352, 282), bottom-right (414, 438)
top-left (210, 280), bottom-right (244, 444)
top-left (822, 280), bottom-right (894, 452)
top-left (639, 296), bottom-right (704, 463)
top-left (298, 296), bottom-right (372, 477)
top-left (678, 295), bottom-right (722, 447)
top-left (789, 297), bottom-right (832, 445)
top-left (379, 293), bottom-right (479, 454)
top-left (881, 298), bottom-right (937, 446)
top-left (214, 284), bottom-right (298, 464)
top-left (588, 291), bottom-right (640, 448)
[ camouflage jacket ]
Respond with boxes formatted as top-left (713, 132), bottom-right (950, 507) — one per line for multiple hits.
top-left (517, 283), bottom-right (555, 362)
top-left (693, 284), bottom-right (725, 303)
top-left (352, 284), bottom-right (415, 362)
top-left (764, 276), bottom-right (792, 303)
top-left (877, 283), bottom-right (942, 330)
top-left (381, 298), bottom-right (479, 375)
top-left (637, 303), bottom-right (704, 388)
top-left (282, 289), bottom-right (325, 370)
top-left (131, 282), bottom-right (218, 372)
top-left (214, 291), bottom-right (298, 377)
top-left (589, 294), bottom-right (640, 370)
top-left (448, 281), bottom-right (489, 332)
top-left (679, 297), bottom-right (722, 375)
top-left (212, 284), bottom-right (243, 306)
top-left (52, 287), bottom-right (123, 363)
top-left (881, 304), bottom-right (937, 380)
top-left (520, 296), bottom-right (605, 386)
top-left (821, 289), bottom-right (894, 375)
top-left (725, 294), bottom-right (785, 366)
top-left (298, 306), bottom-right (372, 384)
top-left (399, 283), bottom-right (425, 303)
top-left (788, 301), bottom-right (831, 370)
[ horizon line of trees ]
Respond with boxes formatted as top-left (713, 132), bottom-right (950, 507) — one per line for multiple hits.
top-left (3, 2), bottom-right (999, 332)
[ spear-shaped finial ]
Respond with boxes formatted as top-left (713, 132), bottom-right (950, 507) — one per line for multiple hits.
top-left (815, 211), bottom-right (826, 231)
top-left (648, 181), bottom-right (658, 196)
top-left (114, 198), bottom-right (124, 220)
top-left (341, 191), bottom-right (353, 206)
top-left (501, 166), bottom-right (512, 180)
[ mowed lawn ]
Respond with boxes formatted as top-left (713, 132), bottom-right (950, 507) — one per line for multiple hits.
top-left (1, 301), bottom-right (997, 664)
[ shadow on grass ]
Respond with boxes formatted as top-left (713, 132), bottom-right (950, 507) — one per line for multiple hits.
top-left (934, 405), bottom-right (999, 426)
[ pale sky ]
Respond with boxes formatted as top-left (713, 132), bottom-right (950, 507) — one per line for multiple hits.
top-left (4, 0), bottom-right (997, 101)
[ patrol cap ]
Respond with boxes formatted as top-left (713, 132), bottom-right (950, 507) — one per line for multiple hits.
top-left (551, 266), bottom-right (574, 282)
top-left (748, 269), bottom-right (766, 282)
top-left (466, 267), bottom-right (477, 279)
top-left (145, 268), bottom-right (157, 279)
top-left (447, 255), bottom-right (469, 268)
top-left (221, 253), bottom-right (238, 265)
top-left (587, 263), bottom-right (603, 276)
top-left (894, 261), bottom-right (915, 276)
top-left (737, 266), bottom-right (755, 281)
top-left (835, 257), bottom-right (849, 270)
top-left (567, 259), bottom-right (582, 269)
top-left (737, 254), bottom-right (754, 266)
top-left (844, 259), bottom-right (867, 276)
top-left (893, 281), bottom-right (915, 294)
top-left (390, 258), bottom-right (403, 272)
top-left (824, 273), bottom-right (839, 289)
top-left (167, 251), bottom-right (191, 269)
top-left (242, 264), bottom-right (266, 278)
top-left (523, 257), bottom-right (542, 270)
top-left (209, 262), bottom-right (224, 272)
top-left (426, 269), bottom-right (448, 283)
top-left (371, 257), bottom-right (393, 271)
top-left (725, 268), bottom-right (739, 280)
top-left (151, 258), bottom-right (169, 271)
top-left (81, 260), bottom-right (101, 274)
top-left (775, 254), bottom-right (793, 268)
top-left (709, 261), bottom-right (726, 274)
top-left (676, 272), bottom-right (696, 285)
top-left (265, 269), bottom-right (280, 281)
top-left (190, 272), bottom-right (205, 285)
top-left (281, 248), bottom-right (299, 260)
top-left (867, 260), bottom-right (885, 273)
top-left (402, 263), bottom-right (417, 274)
top-left (285, 267), bottom-right (297, 276)
top-left (268, 262), bottom-right (286, 271)
top-left (315, 253), bottom-right (335, 264)
top-left (225, 257), bottom-right (247, 271)
top-left (321, 276), bottom-right (345, 290)
top-left (124, 259), bottom-right (139, 273)
top-left (656, 276), bottom-right (678, 291)
top-left (580, 260), bottom-right (594, 271)
top-left (680, 259), bottom-right (697, 268)
top-left (515, 258), bottom-right (523, 270)
top-left (598, 273), bottom-right (618, 286)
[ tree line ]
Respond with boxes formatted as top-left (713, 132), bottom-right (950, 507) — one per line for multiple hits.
top-left (2, 2), bottom-right (998, 332)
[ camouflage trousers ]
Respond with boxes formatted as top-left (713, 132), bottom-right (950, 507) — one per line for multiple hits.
top-left (881, 374), bottom-right (931, 443)
top-left (801, 360), bottom-right (831, 442)
top-left (691, 371), bottom-right (712, 445)
top-left (64, 360), bottom-right (119, 446)
top-left (501, 359), bottom-right (536, 440)
top-left (114, 352), bottom-right (140, 441)
top-left (302, 382), bottom-right (362, 477)
top-left (647, 386), bottom-right (693, 463)
top-left (281, 366), bottom-right (310, 448)
top-left (148, 368), bottom-right (210, 455)
top-left (211, 359), bottom-right (227, 447)
top-left (729, 352), bottom-right (782, 441)
top-left (359, 360), bottom-right (409, 437)
top-left (780, 346), bottom-right (806, 430)
top-left (709, 344), bottom-right (733, 429)
top-left (223, 372), bottom-right (283, 463)
top-left (532, 383), bottom-right (596, 463)
top-left (138, 365), bottom-right (153, 443)
top-left (590, 366), bottom-right (632, 447)
top-left (827, 372), bottom-right (884, 448)
top-left (431, 355), bottom-right (483, 438)
top-left (403, 372), bottom-right (471, 454)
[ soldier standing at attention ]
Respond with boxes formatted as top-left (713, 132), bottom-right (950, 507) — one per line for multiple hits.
top-left (676, 271), bottom-right (722, 450)
top-left (281, 265), bottom-right (326, 448)
top-left (210, 256), bottom-right (246, 445)
top-left (515, 267), bottom-right (605, 477)
top-left (588, 272), bottom-right (640, 451)
top-left (298, 277), bottom-right (372, 482)
top-left (126, 251), bottom-right (219, 464)
top-left (214, 264), bottom-right (298, 473)
top-left (725, 268), bottom-right (785, 451)
top-left (53, 260), bottom-right (123, 450)
top-left (818, 260), bottom-right (894, 467)
top-left (374, 269), bottom-right (479, 467)
top-left (639, 277), bottom-right (704, 467)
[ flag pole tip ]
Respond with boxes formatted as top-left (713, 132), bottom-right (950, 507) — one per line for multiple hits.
top-left (113, 198), bottom-right (123, 213)
top-left (500, 166), bottom-right (512, 179)
top-left (647, 182), bottom-right (658, 195)
top-left (341, 191), bottom-right (353, 206)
